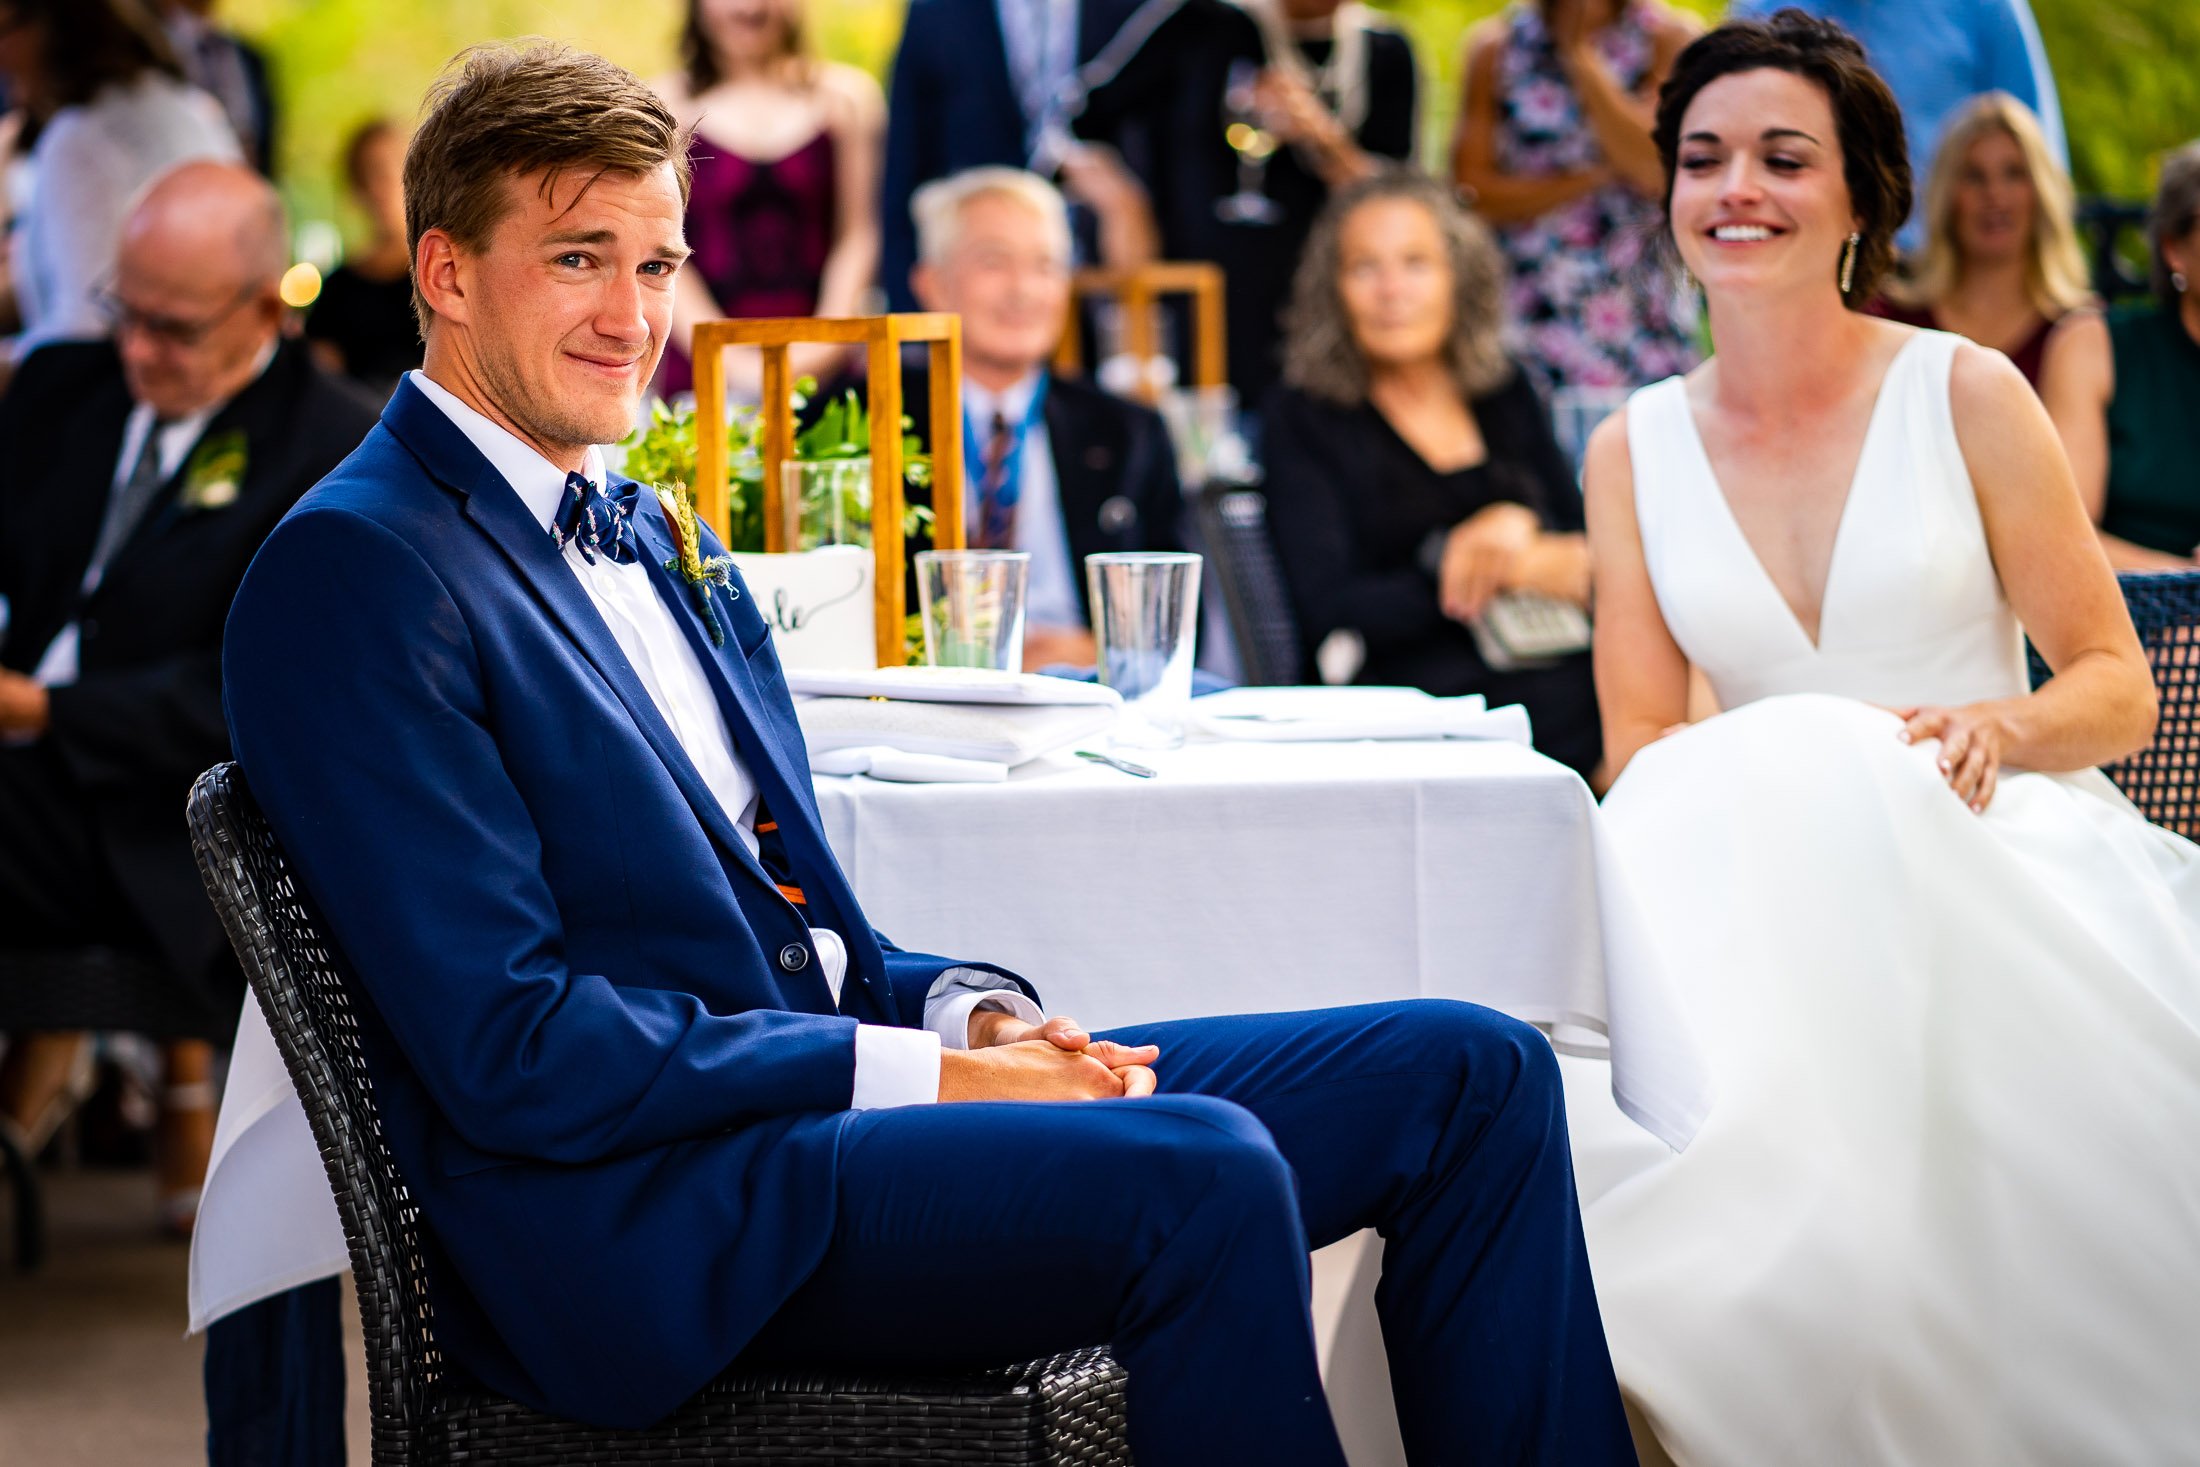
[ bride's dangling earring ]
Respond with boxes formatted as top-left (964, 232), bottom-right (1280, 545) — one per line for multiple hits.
top-left (1839, 232), bottom-right (1861, 295)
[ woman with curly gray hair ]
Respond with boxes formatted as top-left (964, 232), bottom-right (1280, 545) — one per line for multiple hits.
top-left (1261, 167), bottom-right (1602, 776)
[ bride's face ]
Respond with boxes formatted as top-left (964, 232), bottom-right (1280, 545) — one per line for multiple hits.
top-left (1669, 67), bottom-right (1861, 304)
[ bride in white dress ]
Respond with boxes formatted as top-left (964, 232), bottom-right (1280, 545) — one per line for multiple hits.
top-left (1566, 14), bottom-right (2200, 1466)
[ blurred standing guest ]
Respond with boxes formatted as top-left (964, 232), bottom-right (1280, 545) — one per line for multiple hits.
top-left (1871, 92), bottom-right (2088, 389)
top-left (1080, 0), bottom-right (1417, 404)
top-left (0, 162), bottom-right (375, 1252)
top-left (1731, 0), bottom-right (2063, 250)
top-left (652, 0), bottom-right (882, 400)
top-left (881, 0), bottom-right (1174, 312)
top-left (2040, 142), bottom-right (2200, 570)
top-left (159, 0), bottom-right (274, 175)
top-left (1261, 170), bottom-right (1602, 777)
top-left (909, 168), bottom-right (1184, 669)
top-left (0, 0), bottom-right (239, 364)
top-left (304, 119), bottom-right (422, 399)
top-left (1452, 0), bottom-right (1702, 391)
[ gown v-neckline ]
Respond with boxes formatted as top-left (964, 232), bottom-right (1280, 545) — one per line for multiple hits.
top-left (1672, 332), bottom-right (1923, 653)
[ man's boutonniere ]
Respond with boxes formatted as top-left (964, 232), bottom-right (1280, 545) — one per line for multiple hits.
top-left (653, 479), bottom-right (740, 647)
top-left (179, 429), bottom-right (247, 512)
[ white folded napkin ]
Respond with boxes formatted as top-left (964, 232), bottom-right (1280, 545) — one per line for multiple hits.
top-left (786, 665), bottom-right (1122, 707)
top-left (797, 696), bottom-right (1120, 767)
top-left (809, 746), bottom-right (1010, 783)
top-left (1190, 686), bottom-right (1533, 745)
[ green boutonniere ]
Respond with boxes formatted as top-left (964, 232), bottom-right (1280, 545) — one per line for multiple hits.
top-left (179, 429), bottom-right (247, 512)
top-left (652, 479), bottom-right (740, 647)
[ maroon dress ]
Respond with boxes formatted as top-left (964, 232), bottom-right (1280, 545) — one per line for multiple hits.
top-left (661, 130), bottom-right (839, 396)
top-left (1867, 300), bottom-right (2057, 389)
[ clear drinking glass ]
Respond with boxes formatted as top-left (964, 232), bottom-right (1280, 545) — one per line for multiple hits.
top-left (1087, 552), bottom-right (1202, 748)
top-left (784, 457), bottom-right (872, 549)
top-left (916, 549), bottom-right (1030, 671)
top-left (1214, 60), bottom-right (1283, 226)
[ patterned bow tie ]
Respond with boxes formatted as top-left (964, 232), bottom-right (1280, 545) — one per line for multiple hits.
top-left (550, 472), bottom-right (640, 565)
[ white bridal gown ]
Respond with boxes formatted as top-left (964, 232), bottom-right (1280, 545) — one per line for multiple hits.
top-left (1566, 329), bottom-right (2200, 1466)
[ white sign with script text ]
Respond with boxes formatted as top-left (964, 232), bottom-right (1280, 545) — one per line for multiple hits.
top-left (728, 545), bottom-right (877, 670)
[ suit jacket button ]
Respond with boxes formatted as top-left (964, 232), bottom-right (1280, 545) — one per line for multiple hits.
top-left (778, 943), bottom-right (810, 973)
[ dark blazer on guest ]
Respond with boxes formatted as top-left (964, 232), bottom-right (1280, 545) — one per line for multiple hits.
top-left (221, 380), bottom-right (1034, 1428)
top-left (1258, 366), bottom-right (1604, 776)
top-left (896, 364), bottom-right (1186, 622)
top-left (0, 339), bottom-right (375, 1022)
top-left (880, 0), bottom-right (1178, 309)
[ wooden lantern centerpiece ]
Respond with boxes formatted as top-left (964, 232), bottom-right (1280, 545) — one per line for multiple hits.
top-left (689, 314), bottom-right (967, 668)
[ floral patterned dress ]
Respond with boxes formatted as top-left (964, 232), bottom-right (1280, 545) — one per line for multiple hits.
top-left (1490, 2), bottom-right (1700, 391)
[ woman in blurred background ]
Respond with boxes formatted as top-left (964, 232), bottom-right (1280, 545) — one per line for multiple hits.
top-left (1261, 169), bottom-right (1602, 778)
top-left (1873, 92), bottom-right (2088, 389)
top-left (304, 117), bottom-right (420, 399)
top-left (2041, 141), bottom-right (2200, 569)
top-left (1452, 0), bottom-right (1701, 393)
top-left (652, 0), bottom-right (882, 400)
top-left (0, 0), bottom-right (237, 366)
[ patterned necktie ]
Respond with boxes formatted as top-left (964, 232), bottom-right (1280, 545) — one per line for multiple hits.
top-left (550, 472), bottom-right (640, 565)
top-left (87, 419), bottom-right (173, 586)
top-left (753, 801), bottom-right (808, 910)
top-left (975, 411), bottom-right (1018, 550)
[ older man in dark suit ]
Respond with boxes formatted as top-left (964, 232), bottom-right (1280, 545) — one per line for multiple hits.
top-left (908, 166), bottom-right (1185, 669)
top-left (0, 159), bottom-right (374, 1228)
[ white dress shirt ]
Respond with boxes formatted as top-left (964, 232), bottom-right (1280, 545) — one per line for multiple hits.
top-left (965, 372), bottom-right (1084, 632)
top-left (408, 372), bottom-right (1041, 1106)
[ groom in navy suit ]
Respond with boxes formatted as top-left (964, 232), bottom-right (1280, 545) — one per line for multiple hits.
top-left (221, 43), bottom-right (1634, 1466)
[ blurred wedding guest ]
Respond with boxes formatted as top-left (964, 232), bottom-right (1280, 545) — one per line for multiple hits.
top-left (881, 0), bottom-right (1172, 312)
top-left (304, 119), bottom-right (422, 399)
top-left (159, 0), bottom-right (274, 175)
top-left (1261, 170), bottom-right (1601, 776)
top-left (0, 0), bottom-right (239, 363)
top-left (1077, 0), bottom-right (1416, 405)
top-left (910, 168), bottom-right (1184, 670)
top-left (651, 0), bottom-right (881, 399)
top-left (1870, 92), bottom-right (2087, 387)
top-left (1731, 0), bottom-right (2063, 249)
top-left (0, 162), bottom-right (374, 1256)
top-left (1451, 0), bottom-right (1702, 391)
top-left (2040, 142), bottom-right (2200, 570)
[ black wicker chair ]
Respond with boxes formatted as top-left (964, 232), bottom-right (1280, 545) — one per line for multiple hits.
top-left (1190, 482), bottom-right (1305, 686)
top-left (184, 762), bottom-right (1130, 1466)
top-left (2030, 570), bottom-right (2200, 841)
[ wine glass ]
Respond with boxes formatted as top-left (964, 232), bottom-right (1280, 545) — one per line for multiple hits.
top-left (1215, 60), bottom-right (1283, 225)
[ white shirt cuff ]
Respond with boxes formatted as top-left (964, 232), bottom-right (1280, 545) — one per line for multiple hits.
top-left (924, 967), bottom-right (1046, 1050)
top-left (850, 1024), bottom-right (942, 1109)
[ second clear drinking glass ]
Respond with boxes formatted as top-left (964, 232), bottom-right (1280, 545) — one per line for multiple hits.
top-left (1087, 551), bottom-right (1202, 748)
top-left (916, 549), bottom-right (1030, 670)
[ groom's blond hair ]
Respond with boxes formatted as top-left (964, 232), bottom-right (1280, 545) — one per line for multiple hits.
top-left (403, 42), bottom-right (692, 335)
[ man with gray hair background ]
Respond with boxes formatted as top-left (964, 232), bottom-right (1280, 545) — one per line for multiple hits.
top-left (0, 157), bottom-right (375, 1465)
top-left (909, 165), bottom-right (1185, 669)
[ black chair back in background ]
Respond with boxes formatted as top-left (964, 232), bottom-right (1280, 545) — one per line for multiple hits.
top-left (184, 762), bottom-right (1129, 1466)
top-left (2030, 570), bottom-right (2200, 841)
top-left (1189, 481), bottom-right (1306, 686)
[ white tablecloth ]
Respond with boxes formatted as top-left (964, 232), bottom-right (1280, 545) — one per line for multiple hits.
top-left (191, 736), bottom-right (1707, 1332)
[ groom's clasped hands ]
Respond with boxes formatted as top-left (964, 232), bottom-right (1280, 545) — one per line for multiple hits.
top-left (939, 1011), bottom-right (1162, 1102)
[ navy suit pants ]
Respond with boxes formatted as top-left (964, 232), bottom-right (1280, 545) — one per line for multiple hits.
top-left (738, 1000), bottom-right (1634, 1466)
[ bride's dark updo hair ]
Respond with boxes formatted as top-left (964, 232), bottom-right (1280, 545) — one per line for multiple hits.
top-left (1652, 9), bottom-right (1912, 306)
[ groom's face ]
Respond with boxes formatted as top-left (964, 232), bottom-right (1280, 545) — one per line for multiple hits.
top-left (458, 162), bottom-right (688, 457)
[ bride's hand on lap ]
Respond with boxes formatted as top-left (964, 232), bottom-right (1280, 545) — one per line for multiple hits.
top-left (1894, 704), bottom-right (2008, 813)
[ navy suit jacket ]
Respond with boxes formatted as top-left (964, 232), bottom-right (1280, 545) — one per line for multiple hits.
top-left (222, 380), bottom-right (1035, 1427)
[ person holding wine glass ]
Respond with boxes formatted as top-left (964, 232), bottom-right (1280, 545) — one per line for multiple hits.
top-left (1077, 0), bottom-right (1418, 406)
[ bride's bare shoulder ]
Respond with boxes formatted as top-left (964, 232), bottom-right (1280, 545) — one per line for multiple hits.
top-left (1583, 409), bottom-right (1638, 534)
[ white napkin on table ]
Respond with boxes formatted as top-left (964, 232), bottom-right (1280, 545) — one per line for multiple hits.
top-left (1191, 686), bottom-right (1533, 745)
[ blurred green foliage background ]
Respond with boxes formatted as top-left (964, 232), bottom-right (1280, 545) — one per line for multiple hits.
top-left (227, 0), bottom-right (2196, 250)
